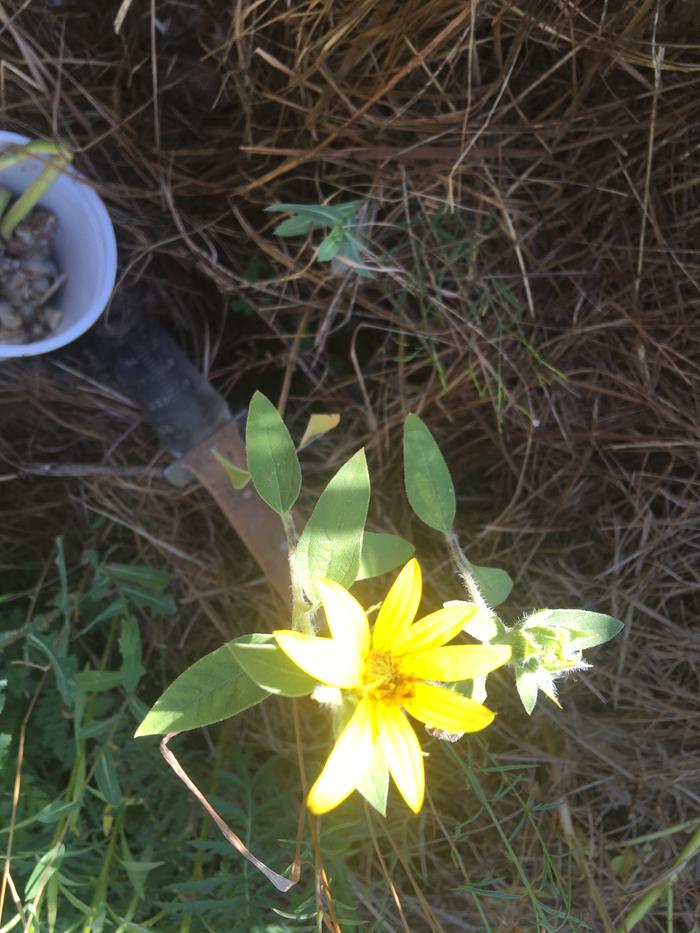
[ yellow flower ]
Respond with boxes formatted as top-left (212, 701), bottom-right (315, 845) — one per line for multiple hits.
top-left (274, 559), bottom-right (511, 815)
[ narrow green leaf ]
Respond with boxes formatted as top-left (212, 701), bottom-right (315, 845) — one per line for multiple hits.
top-left (403, 413), bottom-right (456, 533)
top-left (468, 562), bottom-right (513, 608)
top-left (27, 633), bottom-right (76, 706)
top-left (134, 643), bottom-right (269, 737)
top-left (265, 201), bottom-right (363, 225)
top-left (74, 670), bottom-right (124, 693)
top-left (298, 413), bottom-right (340, 451)
top-left (336, 232), bottom-right (373, 278)
top-left (36, 799), bottom-right (82, 824)
top-left (102, 563), bottom-right (173, 591)
top-left (230, 633), bottom-right (318, 696)
top-left (118, 584), bottom-right (176, 616)
top-left (120, 858), bottom-right (164, 902)
top-left (296, 448), bottom-right (370, 602)
top-left (119, 616), bottom-right (145, 693)
top-left (526, 609), bottom-right (624, 649)
top-left (356, 743), bottom-right (389, 816)
top-left (79, 716), bottom-right (120, 739)
top-left (316, 226), bottom-right (344, 261)
top-left (356, 532), bottom-right (415, 581)
top-left (515, 670), bottom-right (539, 715)
top-left (211, 448), bottom-right (251, 490)
top-left (272, 214), bottom-right (318, 236)
top-left (246, 391), bottom-right (301, 514)
top-left (95, 747), bottom-right (122, 808)
top-left (0, 733), bottom-right (11, 773)
top-left (25, 844), bottom-right (65, 900)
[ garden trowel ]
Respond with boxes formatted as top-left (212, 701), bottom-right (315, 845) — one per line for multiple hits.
top-left (86, 317), bottom-right (291, 603)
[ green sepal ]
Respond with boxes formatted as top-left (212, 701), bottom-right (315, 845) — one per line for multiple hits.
top-left (515, 670), bottom-right (539, 715)
top-left (356, 743), bottom-right (389, 816)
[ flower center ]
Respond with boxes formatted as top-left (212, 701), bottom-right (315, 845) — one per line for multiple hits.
top-left (362, 651), bottom-right (414, 703)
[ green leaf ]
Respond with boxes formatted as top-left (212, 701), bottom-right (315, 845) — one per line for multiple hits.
top-left (27, 633), bottom-right (77, 706)
top-left (117, 584), bottom-right (176, 616)
top-left (74, 670), bottom-right (124, 693)
top-left (211, 448), bottom-right (251, 490)
top-left (230, 633), bottom-right (318, 696)
top-left (265, 201), bottom-right (363, 226)
top-left (296, 448), bottom-right (371, 602)
top-left (356, 532), bottom-right (415, 581)
top-left (0, 733), bottom-right (11, 773)
top-left (336, 232), bottom-right (373, 278)
top-left (526, 609), bottom-right (624, 650)
top-left (119, 616), bottom-right (145, 693)
top-left (36, 799), bottom-right (83, 824)
top-left (467, 562), bottom-right (513, 608)
top-left (102, 563), bottom-right (173, 591)
top-left (246, 390), bottom-right (301, 514)
top-left (272, 214), bottom-right (319, 237)
top-left (25, 843), bottom-right (65, 900)
top-left (515, 670), bottom-right (539, 715)
top-left (298, 413), bottom-right (340, 450)
top-left (403, 413), bottom-right (455, 533)
top-left (356, 743), bottom-right (389, 816)
top-left (316, 226), bottom-right (344, 261)
top-left (95, 747), bottom-right (121, 808)
top-left (134, 643), bottom-right (269, 737)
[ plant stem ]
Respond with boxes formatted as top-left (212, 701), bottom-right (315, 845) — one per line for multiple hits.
top-left (0, 141), bottom-right (73, 240)
top-left (281, 512), bottom-right (313, 634)
top-left (614, 824), bottom-right (700, 932)
top-left (0, 188), bottom-right (11, 222)
top-left (445, 531), bottom-right (489, 610)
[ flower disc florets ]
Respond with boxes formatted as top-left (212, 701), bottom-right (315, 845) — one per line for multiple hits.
top-left (362, 651), bottom-right (414, 703)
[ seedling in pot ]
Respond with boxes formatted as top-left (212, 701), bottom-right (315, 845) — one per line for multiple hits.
top-left (0, 139), bottom-right (72, 345)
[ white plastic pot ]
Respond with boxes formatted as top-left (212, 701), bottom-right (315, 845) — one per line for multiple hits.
top-left (0, 130), bottom-right (117, 359)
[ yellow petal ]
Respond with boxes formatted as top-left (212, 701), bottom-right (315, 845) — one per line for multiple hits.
top-left (307, 698), bottom-right (375, 814)
top-left (274, 631), bottom-right (363, 688)
top-left (391, 604), bottom-right (479, 656)
top-left (318, 578), bottom-right (370, 659)
top-left (377, 703), bottom-right (424, 813)
top-left (400, 644), bottom-right (511, 682)
top-left (403, 683), bottom-right (495, 733)
top-left (372, 559), bottom-right (422, 651)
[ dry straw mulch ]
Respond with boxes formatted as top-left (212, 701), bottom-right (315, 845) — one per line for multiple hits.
top-left (0, 2), bottom-right (698, 930)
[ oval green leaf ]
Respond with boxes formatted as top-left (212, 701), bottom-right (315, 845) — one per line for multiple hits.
top-left (230, 633), bottom-right (318, 696)
top-left (211, 448), bottom-right (251, 490)
top-left (317, 226), bottom-right (344, 261)
top-left (356, 531), bottom-right (415, 581)
top-left (296, 448), bottom-right (370, 603)
top-left (468, 562), bottom-right (513, 608)
top-left (403, 413), bottom-right (455, 533)
top-left (526, 609), bottom-right (624, 650)
top-left (134, 643), bottom-right (269, 737)
top-left (246, 391), bottom-right (301, 514)
top-left (95, 747), bottom-right (122, 808)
